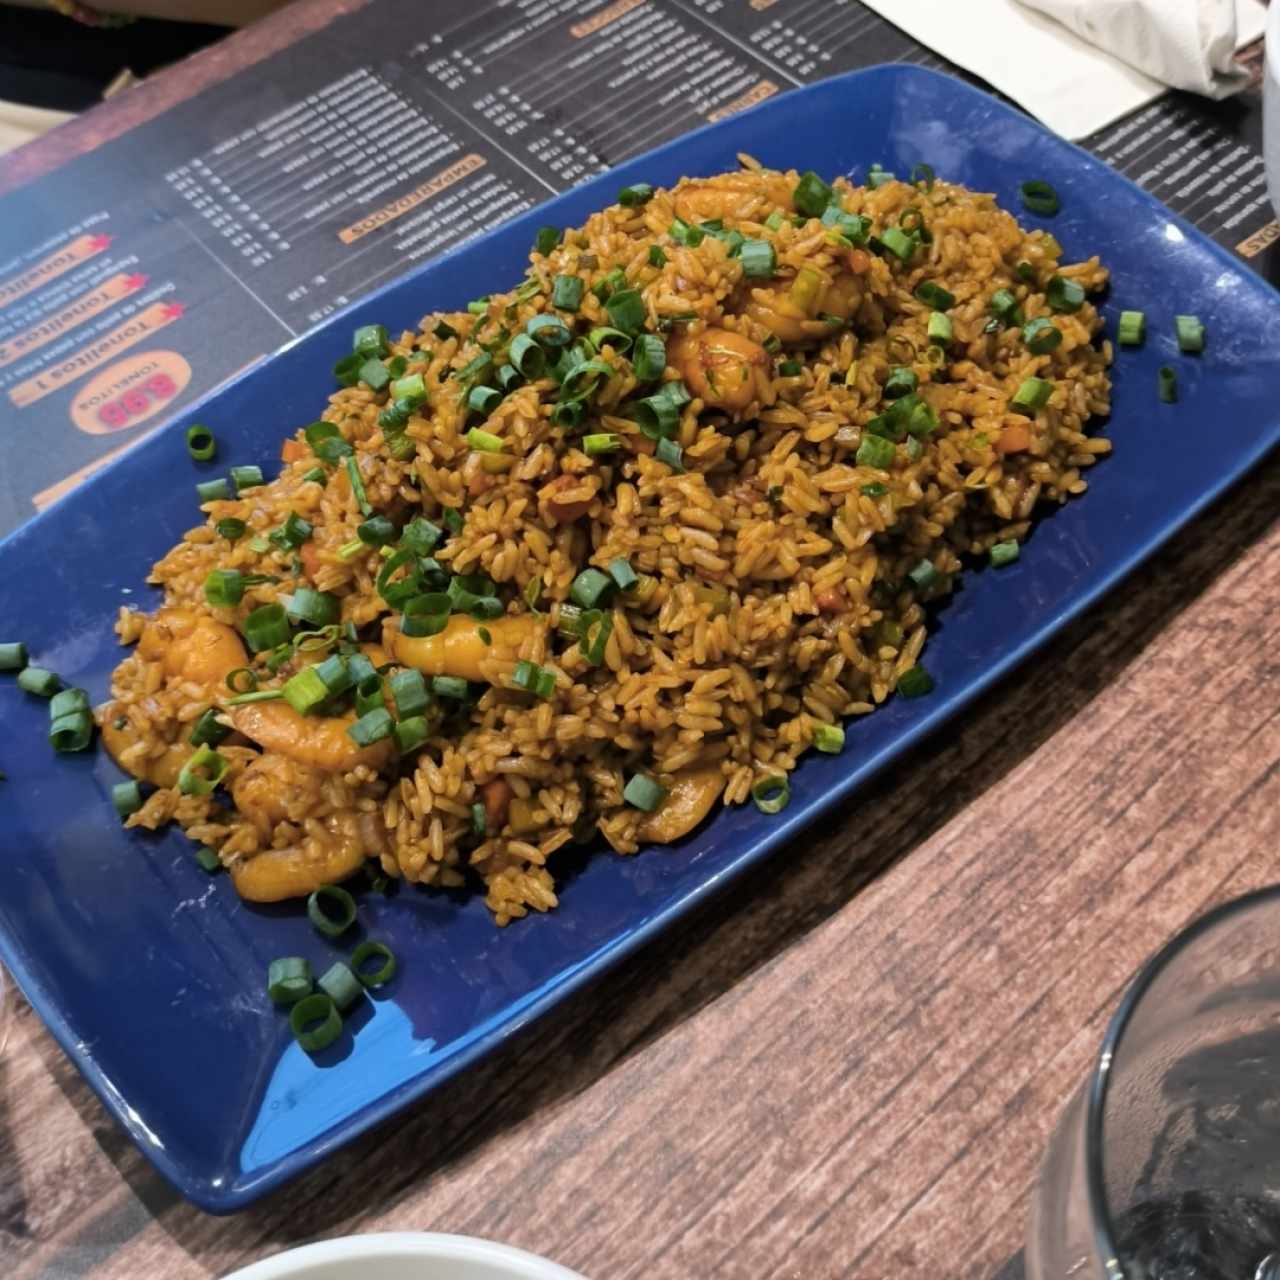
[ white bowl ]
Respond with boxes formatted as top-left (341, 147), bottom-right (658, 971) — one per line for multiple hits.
top-left (221, 1233), bottom-right (589, 1280)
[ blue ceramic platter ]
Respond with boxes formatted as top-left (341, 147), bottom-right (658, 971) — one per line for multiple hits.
top-left (2, 67), bottom-right (1277, 1212)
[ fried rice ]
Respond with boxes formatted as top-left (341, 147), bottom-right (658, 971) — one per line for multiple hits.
top-left (99, 159), bottom-right (1112, 925)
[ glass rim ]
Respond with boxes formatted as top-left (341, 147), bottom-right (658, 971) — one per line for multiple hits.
top-left (1083, 883), bottom-right (1280, 1277)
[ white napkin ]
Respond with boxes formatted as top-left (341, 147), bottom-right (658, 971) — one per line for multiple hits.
top-left (857, 0), bottom-right (1267, 139)
top-left (1020, 0), bottom-right (1253, 98)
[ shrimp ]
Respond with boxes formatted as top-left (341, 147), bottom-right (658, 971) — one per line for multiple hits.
top-left (669, 329), bottom-right (773, 416)
top-left (231, 700), bottom-right (393, 772)
top-left (393, 613), bottom-right (542, 683)
top-left (639, 766), bottom-right (725, 844)
top-left (229, 808), bottom-right (371, 902)
top-left (136, 608), bottom-right (247, 688)
top-left (100, 711), bottom-right (195, 787)
top-left (671, 172), bottom-right (794, 225)
top-left (745, 268), bottom-right (866, 346)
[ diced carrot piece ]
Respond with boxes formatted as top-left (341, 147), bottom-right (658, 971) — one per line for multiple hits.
top-left (281, 438), bottom-right (308, 463)
top-left (299, 542), bottom-right (322, 580)
top-left (996, 423), bottom-right (1032, 454)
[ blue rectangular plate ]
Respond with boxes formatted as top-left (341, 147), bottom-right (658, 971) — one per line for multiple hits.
top-left (2, 66), bottom-right (1277, 1212)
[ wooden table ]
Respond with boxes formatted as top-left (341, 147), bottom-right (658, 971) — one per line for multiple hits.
top-left (4, 8), bottom-right (1280, 1276)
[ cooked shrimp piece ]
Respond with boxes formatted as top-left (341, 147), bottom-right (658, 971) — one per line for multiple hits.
top-left (671, 172), bottom-right (794, 224)
top-left (137, 609), bottom-right (247, 688)
top-left (230, 810), bottom-right (369, 902)
top-left (745, 268), bottom-right (864, 345)
top-left (669, 329), bottom-right (773, 416)
top-left (393, 613), bottom-right (542, 683)
top-left (231, 700), bottom-right (393, 772)
top-left (100, 709), bottom-right (194, 787)
top-left (639, 767), bottom-right (725, 843)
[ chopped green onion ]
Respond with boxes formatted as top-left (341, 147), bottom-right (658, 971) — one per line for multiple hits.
top-left (353, 672), bottom-right (384, 716)
top-left (244, 603), bottom-right (291, 653)
top-left (226, 667), bottom-right (258, 694)
top-left (648, 245), bottom-right (667, 268)
top-left (631, 390), bottom-right (681, 439)
top-left (524, 576), bottom-right (543, 611)
top-left (914, 282), bottom-right (955, 311)
top-left (49, 710), bottom-right (93, 752)
top-left (280, 511), bottom-right (313, 548)
top-left (18, 667), bottom-right (60, 696)
top-left (1020, 180), bottom-right (1060, 216)
top-left (778, 360), bottom-right (803, 377)
top-left (358, 357), bottom-right (390, 392)
top-left (389, 372), bottom-right (427, 405)
top-left (195, 846), bottom-right (222, 872)
top-left (511, 659), bottom-right (538, 692)
top-left (534, 226), bottom-right (560, 256)
top-left (989, 539), bottom-right (1020, 567)
top-left (587, 325), bottom-right (632, 354)
top-left (189, 707), bottom-right (231, 747)
top-left (352, 940), bottom-right (397, 988)
top-left (394, 714), bottom-right (431, 755)
top-left (496, 363), bottom-right (522, 392)
top-left (353, 324), bottom-right (389, 358)
top-left (267, 957), bottom-right (311, 1005)
top-left (570, 567), bottom-right (613, 608)
top-left (356, 515), bottom-right (396, 547)
top-left (632, 333), bottom-right (667, 383)
top-left (389, 669), bottom-right (429, 718)
top-left (471, 800), bottom-right (487, 835)
top-left (927, 313), bottom-right (953, 346)
top-left (308, 885), bottom-right (357, 938)
top-left (1158, 365), bottom-right (1178, 403)
top-left (879, 227), bottom-right (916, 262)
top-left (318, 961), bottom-right (363, 1012)
top-left (739, 239), bottom-right (776, 279)
top-left (283, 588), bottom-right (339, 628)
top-left (550, 399), bottom-right (586, 430)
top-left (856, 435), bottom-right (896, 469)
top-left (555, 603), bottom-right (584, 638)
top-left (861, 482), bottom-right (888, 497)
top-left (618, 182), bottom-right (654, 207)
top-left (910, 162), bottom-right (936, 190)
top-left (109, 779), bottom-right (143, 819)
top-left (897, 665), bottom-right (935, 698)
top-left (290, 992), bottom-right (342, 1053)
top-left (333, 353), bottom-right (362, 387)
top-left (196, 478), bottom-right (230, 504)
top-left (0, 642), bottom-right (26, 670)
top-left (608, 558), bottom-right (638, 591)
top-left (467, 296), bottom-right (490, 317)
top-left (49, 687), bottom-right (88, 720)
top-left (344, 456), bottom-right (371, 517)
top-left (552, 274), bottom-right (585, 311)
top-left (624, 772), bottom-right (666, 812)
top-left (655, 438), bottom-right (684, 471)
top-left (312, 654), bottom-right (352, 697)
top-left (282, 667), bottom-right (328, 715)
top-left (764, 210), bottom-right (786, 232)
top-left (226, 688), bottom-right (284, 706)
top-left (583, 432), bottom-right (622, 456)
top-left (431, 675), bottom-right (469, 700)
top-left (443, 508), bottom-right (463, 534)
top-left (349, 707), bottom-right (393, 747)
top-left (526, 314), bottom-right (572, 348)
top-left (605, 288), bottom-right (646, 334)
top-left (1117, 310), bottom-right (1146, 346)
top-left (307, 421), bottom-right (353, 462)
top-left (990, 288), bottom-right (1021, 323)
top-left (883, 367), bottom-right (918, 400)
top-left (668, 218), bottom-right (704, 248)
top-left (386, 355), bottom-right (408, 379)
top-left (1023, 318), bottom-right (1063, 354)
top-left (1011, 376), bottom-right (1053, 414)
top-left (467, 428), bottom-right (505, 453)
top-left (177, 745), bottom-right (229, 796)
top-left (1047, 276), bottom-right (1085, 314)
top-left (813, 723), bottom-right (845, 753)
top-left (793, 170), bottom-right (833, 218)
top-left (751, 775), bottom-right (790, 815)
top-left (579, 609), bottom-right (613, 665)
top-left (908, 558), bottom-right (940, 591)
top-left (231, 465), bottom-right (264, 493)
top-left (1175, 314), bottom-right (1205, 353)
top-left (215, 517), bottom-right (246, 541)
top-left (185, 424), bottom-right (216, 461)
top-left (400, 518), bottom-right (442, 555)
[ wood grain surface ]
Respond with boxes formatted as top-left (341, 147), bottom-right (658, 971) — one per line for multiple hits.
top-left (2, 11), bottom-right (1279, 1279)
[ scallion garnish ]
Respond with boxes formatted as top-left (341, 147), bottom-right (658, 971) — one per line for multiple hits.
top-left (623, 772), bottom-right (666, 812)
top-left (267, 957), bottom-right (312, 1005)
top-left (750, 775), bottom-right (790, 815)
top-left (1158, 365), bottom-right (1178, 403)
top-left (189, 708), bottom-right (231, 748)
top-left (552, 274), bottom-right (585, 312)
top-left (186, 424), bottom-right (216, 461)
top-left (1175, 314), bottom-right (1205, 353)
top-left (896, 665), bottom-right (934, 698)
top-left (111, 780), bottom-right (144, 818)
top-left (927, 313), bottom-right (953, 346)
top-left (348, 706), bottom-right (393, 747)
top-left (0, 642), bottom-right (26, 670)
top-left (394, 715), bottom-right (431, 755)
top-left (618, 182), bottom-right (654, 207)
top-left (431, 675), bottom-right (469, 699)
top-left (353, 324), bottom-right (389, 359)
top-left (177, 745), bottom-right (229, 796)
top-left (18, 667), bottom-right (61, 697)
top-left (990, 289), bottom-right (1021, 324)
top-left (989, 539), bottom-right (1020, 567)
top-left (793, 170), bottom-right (833, 218)
top-left (608, 558), bottom-right (638, 591)
top-left (534, 225), bottom-right (560, 256)
top-left (1020, 180), bottom-right (1060, 216)
top-left (570, 567), bottom-right (613, 608)
top-left (908, 558), bottom-right (940, 591)
top-left (230, 465), bottom-right (264, 493)
top-left (1011, 376), bottom-right (1053, 414)
top-left (318, 961), bottom-right (363, 1012)
top-left (883, 367), bottom-right (918, 400)
top-left (307, 885), bottom-right (357, 938)
top-left (195, 846), bottom-right (223, 873)
top-left (290, 992), bottom-right (342, 1053)
top-left (243, 603), bottom-right (291, 652)
top-left (878, 227), bottom-right (916, 262)
top-left (1046, 276), bottom-right (1085, 314)
top-left (1117, 310), bottom-right (1146, 346)
top-left (526, 314), bottom-right (572, 349)
top-left (856, 435), bottom-right (895, 469)
top-left (648, 245), bottom-right (667, 268)
top-left (352, 940), bottom-right (397, 988)
top-left (914, 282), bottom-right (955, 311)
top-left (655, 438), bottom-right (684, 471)
top-left (583, 432), bottom-right (622, 456)
top-left (605, 288), bottom-right (646, 334)
top-left (1022, 317), bottom-right (1063, 354)
top-left (739, 239), bottom-right (776, 279)
top-left (813, 724), bottom-right (844, 753)
top-left (196, 478), bottom-right (230, 504)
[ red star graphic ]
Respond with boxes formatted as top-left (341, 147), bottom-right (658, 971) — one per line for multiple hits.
top-left (159, 301), bottom-right (186, 320)
top-left (86, 234), bottom-right (113, 252)
top-left (122, 273), bottom-right (148, 291)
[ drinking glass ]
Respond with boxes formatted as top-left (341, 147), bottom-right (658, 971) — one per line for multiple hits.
top-left (1029, 886), bottom-right (1280, 1280)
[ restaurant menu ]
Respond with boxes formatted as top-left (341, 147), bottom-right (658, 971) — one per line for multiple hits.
top-left (0, 0), bottom-right (1275, 535)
